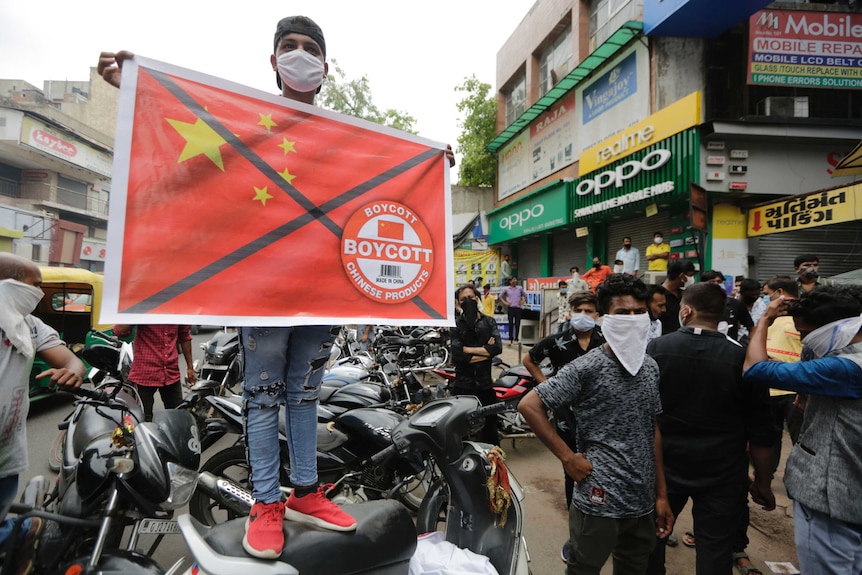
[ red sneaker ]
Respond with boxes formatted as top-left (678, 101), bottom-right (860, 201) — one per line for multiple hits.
top-left (243, 501), bottom-right (285, 559)
top-left (285, 484), bottom-right (358, 531)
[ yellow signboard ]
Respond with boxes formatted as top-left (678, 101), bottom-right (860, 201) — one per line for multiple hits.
top-left (454, 248), bottom-right (500, 286)
top-left (747, 184), bottom-right (862, 237)
top-left (579, 92), bottom-right (702, 175)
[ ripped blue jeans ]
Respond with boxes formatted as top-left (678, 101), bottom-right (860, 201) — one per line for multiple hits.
top-left (241, 326), bottom-right (335, 504)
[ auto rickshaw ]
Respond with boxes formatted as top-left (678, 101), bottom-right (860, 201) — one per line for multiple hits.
top-left (30, 267), bottom-right (112, 400)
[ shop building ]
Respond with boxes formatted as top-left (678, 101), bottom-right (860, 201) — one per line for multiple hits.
top-left (0, 70), bottom-right (118, 271)
top-left (488, 0), bottom-right (862, 286)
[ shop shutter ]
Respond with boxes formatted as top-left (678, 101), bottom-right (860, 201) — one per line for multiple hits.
top-left (606, 212), bottom-right (671, 272)
top-left (514, 237), bottom-right (543, 280)
top-left (552, 231), bottom-right (588, 276)
top-left (750, 220), bottom-right (862, 283)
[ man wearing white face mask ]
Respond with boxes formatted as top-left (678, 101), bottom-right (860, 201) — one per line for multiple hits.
top-left (744, 286), bottom-right (862, 574)
top-left (660, 259), bottom-right (695, 336)
top-left (0, 253), bottom-right (85, 574)
top-left (523, 291), bottom-right (604, 563)
top-left (98, 16), bottom-right (456, 559)
top-left (519, 274), bottom-right (673, 574)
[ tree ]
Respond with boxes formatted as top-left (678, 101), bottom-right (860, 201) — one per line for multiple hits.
top-left (454, 75), bottom-right (497, 187)
top-left (318, 59), bottom-right (417, 133)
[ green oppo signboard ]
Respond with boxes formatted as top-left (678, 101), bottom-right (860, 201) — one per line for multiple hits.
top-left (571, 128), bottom-right (700, 222)
top-left (488, 182), bottom-right (569, 243)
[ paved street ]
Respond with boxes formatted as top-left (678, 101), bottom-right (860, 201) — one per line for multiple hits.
top-left (17, 330), bottom-right (799, 574)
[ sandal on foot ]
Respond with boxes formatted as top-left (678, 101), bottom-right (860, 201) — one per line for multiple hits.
top-left (666, 533), bottom-right (678, 547)
top-left (682, 531), bottom-right (696, 547)
top-left (732, 552), bottom-right (763, 575)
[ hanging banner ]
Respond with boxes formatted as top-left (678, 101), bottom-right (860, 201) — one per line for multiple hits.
top-left (454, 248), bottom-right (500, 287)
top-left (103, 57), bottom-right (453, 326)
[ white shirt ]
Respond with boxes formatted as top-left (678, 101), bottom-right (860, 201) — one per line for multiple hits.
top-left (615, 246), bottom-right (640, 275)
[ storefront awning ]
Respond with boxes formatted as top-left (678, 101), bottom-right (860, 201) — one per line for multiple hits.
top-left (485, 21), bottom-right (643, 154)
top-left (833, 140), bottom-right (862, 177)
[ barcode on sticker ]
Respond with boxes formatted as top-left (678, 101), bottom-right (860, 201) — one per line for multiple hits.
top-left (380, 265), bottom-right (401, 278)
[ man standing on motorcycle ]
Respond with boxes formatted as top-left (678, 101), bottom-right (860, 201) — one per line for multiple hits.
top-left (0, 253), bottom-right (85, 574)
top-left (451, 285), bottom-right (503, 445)
top-left (98, 14), bottom-right (455, 560)
top-left (518, 274), bottom-right (674, 574)
top-left (112, 324), bottom-right (196, 422)
top-left (522, 290), bottom-right (604, 563)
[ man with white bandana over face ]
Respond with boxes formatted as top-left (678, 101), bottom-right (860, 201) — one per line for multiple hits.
top-left (0, 253), bottom-right (85, 574)
top-left (519, 274), bottom-right (673, 575)
top-left (744, 286), bottom-right (862, 574)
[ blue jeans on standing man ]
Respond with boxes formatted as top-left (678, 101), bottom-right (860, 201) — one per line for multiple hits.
top-left (0, 474), bottom-right (31, 549)
top-left (241, 326), bottom-right (336, 504)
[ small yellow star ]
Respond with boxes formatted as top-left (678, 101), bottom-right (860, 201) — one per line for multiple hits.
top-left (277, 138), bottom-right (297, 154)
top-left (278, 167), bottom-right (296, 185)
top-left (258, 113), bottom-right (278, 132)
top-left (165, 117), bottom-right (227, 171)
top-left (252, 186), bottom-right (273, 206)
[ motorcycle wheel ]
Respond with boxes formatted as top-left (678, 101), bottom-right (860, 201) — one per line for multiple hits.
top-left (48, 429), bottom-right (65, 472)
top-left (189, 445), bottom-right (256, 526)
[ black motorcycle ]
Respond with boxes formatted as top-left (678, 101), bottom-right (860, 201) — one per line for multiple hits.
top-left (9, 380), bottom-right (201, 574)
top-left (196, 330), bottom-right (243, 393)
top-left (188, 397), bottom-right (433, 526)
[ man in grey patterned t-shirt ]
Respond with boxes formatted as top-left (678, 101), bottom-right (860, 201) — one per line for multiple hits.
top-left (520, 274), bottom-right (673, 575)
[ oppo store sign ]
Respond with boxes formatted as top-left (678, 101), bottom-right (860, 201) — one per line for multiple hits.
top-left (575, 149), bottom-right (671, 196)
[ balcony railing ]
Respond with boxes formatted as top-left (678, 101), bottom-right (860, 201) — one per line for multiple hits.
top-left (0, 179), bottom-right (21, 199)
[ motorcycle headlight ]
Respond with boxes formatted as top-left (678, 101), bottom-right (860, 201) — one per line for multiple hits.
top-left (214, 352), bottom-right (225, 360)
top-left (164, 462), bottom-right (198, 509)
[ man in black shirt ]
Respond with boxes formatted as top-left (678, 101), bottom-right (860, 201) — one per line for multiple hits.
top-left (450, 285), bottom-right (503, 445)
top-left (646, 283), bottom-right (774, 575)
top-left (701, 270), bottom-right (753, 342)
top-left (659, 260), bottom-right (695, 335)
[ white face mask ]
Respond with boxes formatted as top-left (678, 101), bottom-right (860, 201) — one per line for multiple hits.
top-left (802, 315), bottom-right (862, 358)
top-left (570, 313), bottom-right (596, 333)
top-left (601, 313), bottom-right (651, 376)
top-left (654, 237), bottom-right (663, 244)
top-left (0, 279), bottom-right (44, 357)
top-left (684, 275), bottom-right (695, 287)
top-left (277, 50), bottom-right (326, 93)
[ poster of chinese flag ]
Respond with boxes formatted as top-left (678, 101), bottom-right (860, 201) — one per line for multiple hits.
top-left (102, 57), bottom-right (453, 327)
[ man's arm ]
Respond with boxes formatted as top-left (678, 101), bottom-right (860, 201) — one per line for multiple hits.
top-left (181, 339), bottom-right (197, 385)
top-left (523, 350), bottom-right (548, 383)
top-left (653, 425), bottom-right (674, 538)
top-left (518, 390), bottom-right (592, 482)
top-left (113, 324), bottom-right (132, 338)
top-left (36, 345), bottom-right (86, 391)
top-left (748, 444), bottom-right (776, 511)
top-left (519, 288), bottom-right (526, 307)
top-left (633, 248), bottom-right (640, 277)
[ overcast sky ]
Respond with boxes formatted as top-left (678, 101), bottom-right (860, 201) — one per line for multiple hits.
top-left (0, 1), bottom-right (535, 166)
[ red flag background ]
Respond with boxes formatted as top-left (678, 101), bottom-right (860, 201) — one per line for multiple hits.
top-left (102, 57), bottom-right (453, 326)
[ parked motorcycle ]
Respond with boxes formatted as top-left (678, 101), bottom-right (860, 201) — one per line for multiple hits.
top-left (18, 381), bottom-right (200, 574)
top-left (196, 329), bottom-right (243, 393)
top-left (373, 326), bottom-right (449, 372)
top-left (177, 396), bottom-right (529, 575)
top-left (188, 397), bottom-right (433, 527)
top-left (430, 358), bottom-right (552, 436)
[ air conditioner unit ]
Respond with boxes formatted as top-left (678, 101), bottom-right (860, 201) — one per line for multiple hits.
top-left (758, 96), bottom-right (809, 118)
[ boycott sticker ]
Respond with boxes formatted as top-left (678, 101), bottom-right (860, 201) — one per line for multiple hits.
top-left (341, 201), bottom-right (434, 304)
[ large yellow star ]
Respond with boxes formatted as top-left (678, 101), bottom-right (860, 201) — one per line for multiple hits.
top-left (258, 113), bottom-right (277, 132)
top-left (165, 117), bottom-right (227, 171)
top-left (252, 186), bottom-right (273, 206)
top-left (278, 167), bottom-right (296, 185)
top-left (277, 138), bottom-right (297, 154)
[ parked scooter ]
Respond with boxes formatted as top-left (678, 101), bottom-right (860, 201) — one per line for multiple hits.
top-left (177, 396), bottom-right (529, 575)
top-left (196, 329), bottom-right (243, 394)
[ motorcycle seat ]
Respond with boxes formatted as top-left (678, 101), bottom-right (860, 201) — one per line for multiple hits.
top-left (188, 500), bottom-right (416, 573)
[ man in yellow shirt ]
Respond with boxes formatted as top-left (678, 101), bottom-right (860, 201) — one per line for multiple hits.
top-left (645, 232), bottom-right (670, 272)
top-left (481, 284), bottom-right (496, 316)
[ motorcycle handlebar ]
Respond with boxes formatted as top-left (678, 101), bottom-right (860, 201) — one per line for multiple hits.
top-left (476, 401), bottom-right (516, 417)
top-left (88, 328), bottom-right (121, 347)
top-left (74, 386), bottom-right (113, 402)
top-left (369, 444), bottom-right (398, 466)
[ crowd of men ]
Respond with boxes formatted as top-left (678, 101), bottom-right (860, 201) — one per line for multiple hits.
top-left (453, 250), bottom-right (861, 575)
